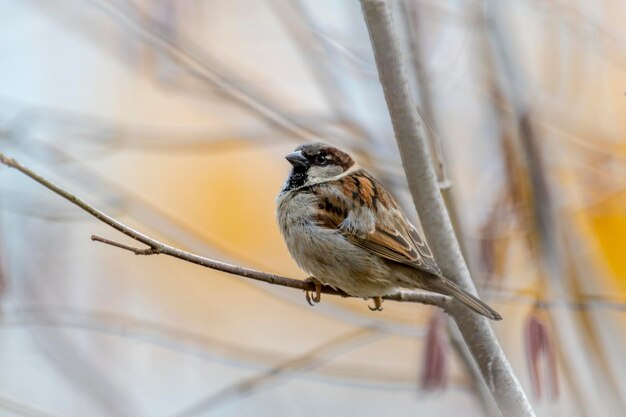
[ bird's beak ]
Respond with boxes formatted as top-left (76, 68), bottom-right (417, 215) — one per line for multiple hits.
top-left (285, 151), bottom-right (308, 168)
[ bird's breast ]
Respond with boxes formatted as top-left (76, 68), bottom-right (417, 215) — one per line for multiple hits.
top-left (276, 189), bottom-right (394, 297)
top-left (276, 189), bottom-right (319, 235)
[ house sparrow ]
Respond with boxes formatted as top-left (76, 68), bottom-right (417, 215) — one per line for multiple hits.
top-left (276, 143), bottom-right (502, 321)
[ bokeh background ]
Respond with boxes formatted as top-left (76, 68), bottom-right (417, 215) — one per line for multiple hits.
top-left (1, 0), bottom-right (626, 416)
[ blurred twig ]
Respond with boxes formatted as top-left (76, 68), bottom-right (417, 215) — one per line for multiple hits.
top-left (0, 151), bottom-right (448, 309)
top-left (174, 328), bottom-right (382, 417)
top-left (399, 1), bottom-right (448, 187)
top-left (0, 103), bottom-right (410, 187)
top-left (484, 0), bottom-right (626, 413)
top-left (90, 0), bottom-right (321, 143)
top-left (0, 395), bottom-right (61, 417)
top-left (83, 0), bottom-right (413, 185)
top-left (1, 306), bottom-right (424, 385)
top-left (400, 3), bottom-right (496, 414)
top-left (269, 0), bottom-right (349, 122)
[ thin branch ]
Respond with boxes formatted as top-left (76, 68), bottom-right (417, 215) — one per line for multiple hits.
top-left (174, 328), bottom-right (382, 417)
top-left (90, 0), bottom-right (320, 144)
top-left (0, 151), bottom-right (447, 309)
top-left (0, 395), bottom-right (62, 417)
top-left (91, 235), bottom-right (159, 255)
top-left (359, 1), bottom-right (534, 416)
top-left (269, 0), bottom-right (349, 121)
top-left (399, 0), bottom-right (448, 185)
top-left (2, 104), bottom-right (408, 188)
top-left (2, 307), bottom-right (433, 387)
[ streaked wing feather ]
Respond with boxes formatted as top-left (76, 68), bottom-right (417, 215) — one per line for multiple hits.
top-left (312, 170), bottom-right (442, 276)
top-left (348, 227), bottom-right (416, 261)
top-left (347, 224), bottom-right (441, 275)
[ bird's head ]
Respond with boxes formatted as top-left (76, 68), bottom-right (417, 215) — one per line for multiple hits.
top-left (282, 143), bottom-right (356, 191)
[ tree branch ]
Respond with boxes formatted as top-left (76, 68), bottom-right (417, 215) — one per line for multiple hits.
top-left (0, 152), bottom-right (447, 309)
top-left (91, 235), bottom-right (160, 255)
top-left (359, 1), bottom-right (534, 416)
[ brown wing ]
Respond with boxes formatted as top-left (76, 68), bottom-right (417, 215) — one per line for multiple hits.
top-left (349, 217), bottom-right (441, 275)
top-left (313, 170), bottom-right (442, 276)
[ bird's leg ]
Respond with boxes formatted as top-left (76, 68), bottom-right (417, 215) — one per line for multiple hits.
top-left (304, 277), bottom-right (322, 306)
top-left (368, 297), bottom-right (383, 311)
top-left (368, 296), bottom-right (384, 311)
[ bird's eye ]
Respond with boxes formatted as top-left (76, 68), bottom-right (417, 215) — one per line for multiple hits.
top-left (315, 155), bottom-right (327, 165)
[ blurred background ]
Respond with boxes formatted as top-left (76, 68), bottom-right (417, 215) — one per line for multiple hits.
top-left (1, 0), bottom-right (625, 416)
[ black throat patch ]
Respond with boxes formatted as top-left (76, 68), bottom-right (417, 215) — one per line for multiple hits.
top-left (282, 167), bottom-right (308, 192)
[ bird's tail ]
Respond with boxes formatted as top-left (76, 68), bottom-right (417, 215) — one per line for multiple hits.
top-left (434, 277), bottom-right (502, 321)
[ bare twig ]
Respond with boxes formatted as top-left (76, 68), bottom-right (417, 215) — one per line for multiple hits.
top-left (2, 307), bottom-right (434, 387)
top-left (0, 151), bottom-right (447, 309)
top-left (90, 0), bottom-right (320, 144)
top-left (174, 328), bottom-right (382, 417)
top-left (399, 0), bottom-right (448, 186)
top-left (91, 235), bottom-right (159, 255)
top-left (359, 1), bottom-right (534, 416)
top-left (0, 394), bottom-right (62, 417)
top-left (269, 0), bottom-right (348, 121)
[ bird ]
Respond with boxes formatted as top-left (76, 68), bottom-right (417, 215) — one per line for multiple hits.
top-left (276, 142), bottom-right (502, 321)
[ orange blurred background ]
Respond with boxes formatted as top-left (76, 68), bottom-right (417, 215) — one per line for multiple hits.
top-left (1, 1), bottom-right (626, 416)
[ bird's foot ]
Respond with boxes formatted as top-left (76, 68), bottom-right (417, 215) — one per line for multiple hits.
top-left (368, 296), bottom-right (384, 312)
top-left (304, 277), bottom-right (322, 306)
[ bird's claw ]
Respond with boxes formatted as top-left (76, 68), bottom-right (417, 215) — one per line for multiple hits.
top-left (368, 296), bottom-right (383, 311)
top-left (305, 290), bottom-right (315, 306)
top-left (304, 277), bottom-right (322, 306)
